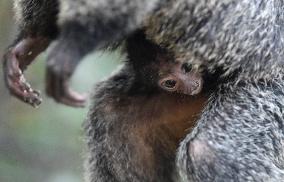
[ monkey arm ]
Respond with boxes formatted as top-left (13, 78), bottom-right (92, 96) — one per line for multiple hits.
top-left (2, 35), bottom-right (85, 108)
top-left (3, 37), bottom-right (50, 107)
top-left (44, 0), bottom-right (164, 107)
top-left (2, 0), bottom-right (63, 107)
top-left (4, 0), bottom-right (86, 108)
top-left (47, 0), bottom-right (164, 70)
top-left (46, 43), bottom-right (87, 107)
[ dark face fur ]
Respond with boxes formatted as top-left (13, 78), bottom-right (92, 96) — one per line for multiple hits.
top-left (158, 62), bottom-right (203, 95)
top-left (127, 30), bottom-right (203, 96)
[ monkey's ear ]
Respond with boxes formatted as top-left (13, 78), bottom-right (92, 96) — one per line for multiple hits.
top-left (159, 76), bottom-right (178, 92)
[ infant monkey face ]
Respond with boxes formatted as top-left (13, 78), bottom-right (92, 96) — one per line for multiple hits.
top-left (159, 63), bottom-right (203, 95)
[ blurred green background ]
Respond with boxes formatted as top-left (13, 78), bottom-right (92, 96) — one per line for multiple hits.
top-left (0, 1), bottom-right (121, 181)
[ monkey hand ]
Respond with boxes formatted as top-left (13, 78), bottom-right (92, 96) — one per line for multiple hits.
top-left (3, 51), bottom-right (42, 107)
top-left (46, 51), bottom-right (87, 108)
top-left (2, 37), bottom-right (50, 107)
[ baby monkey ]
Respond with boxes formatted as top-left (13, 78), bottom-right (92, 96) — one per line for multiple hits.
top-left (156, 61), bottom-right (202, 95)
top-left (127, 31), bottom-right (203, 96)
top-left (137, 53), bottom-right (203, 96)
top-left (84, 31), bottom-right (208, 182)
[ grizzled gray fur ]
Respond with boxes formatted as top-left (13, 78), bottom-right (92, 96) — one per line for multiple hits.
top-left (177, 78), bottom-right (284, 181)
top-left (50, 0), bottom-right (169, 61)
top-left (58, 0), bottom-right (284, 181)
top-left (145, 0), bottom-right (284, 81)
top-left (56, 0), bottom-right (284, 80)
top-left (7, 0), bottom-right (284, 181)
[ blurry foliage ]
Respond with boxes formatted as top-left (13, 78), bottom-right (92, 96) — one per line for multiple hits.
top-left (0, 0), bottom-right (121, 181)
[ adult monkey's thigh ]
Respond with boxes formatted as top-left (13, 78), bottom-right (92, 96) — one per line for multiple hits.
top-left (177, 80), bottom-right (284, 182)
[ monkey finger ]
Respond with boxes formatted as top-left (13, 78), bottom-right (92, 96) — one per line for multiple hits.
top-left (57, 89), bottom-right (87, 108)
top-left (4, 75), bottom-right (42, 107)
top-left (46, 67), bottom-right (87, 107)
top-left (50, 71), bottom-right (87, 107)
top-left (3, 49), bottom-right (42, 107)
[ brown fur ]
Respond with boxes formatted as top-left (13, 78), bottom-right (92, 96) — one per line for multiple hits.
top-left (103, 91), bottom-right (207, 173)
top-left (84, 31), bottom-right (213, 182)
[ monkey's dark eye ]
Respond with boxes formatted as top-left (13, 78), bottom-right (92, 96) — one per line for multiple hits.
top-left (181, 63), bottom-right (192, 73)
top-left (162, 79), bottom-right (177, 89)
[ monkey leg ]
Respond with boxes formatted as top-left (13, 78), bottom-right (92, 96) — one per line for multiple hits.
top-left (46, 43), bottom-right (87, 107)
top-left (177, 80), bottom-right (284, 182)
top-left (3, 36), bottom-right (50, 107)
